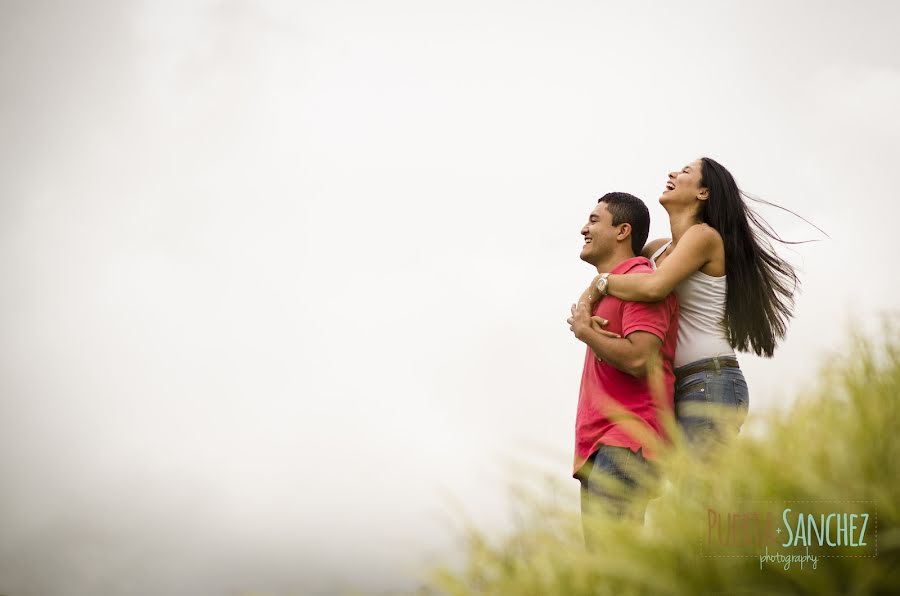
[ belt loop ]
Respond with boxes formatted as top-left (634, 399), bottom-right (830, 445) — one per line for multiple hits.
top-left (713, 357), bottom-right (721, 372)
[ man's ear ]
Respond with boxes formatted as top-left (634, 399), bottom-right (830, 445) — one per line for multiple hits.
top-left (617, 222), bottom-right (632, 242)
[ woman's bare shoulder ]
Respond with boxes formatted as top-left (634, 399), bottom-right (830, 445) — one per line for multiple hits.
top-left (641, 237), bottom-right (672, 259)
top-left (687, 223), bottom-right (724, 246)
top-left (685, 223), bottom-right (726, 273)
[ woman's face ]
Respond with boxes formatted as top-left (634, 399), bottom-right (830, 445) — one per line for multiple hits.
top-left (659, 159), bottom-right (707, 206)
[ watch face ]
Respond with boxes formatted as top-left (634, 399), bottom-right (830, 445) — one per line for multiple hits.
top-left (597, 275), bottom-right (609, 294)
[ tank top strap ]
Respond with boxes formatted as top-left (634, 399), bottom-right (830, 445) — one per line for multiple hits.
top-left (649, 240), bottom-right (673, 269)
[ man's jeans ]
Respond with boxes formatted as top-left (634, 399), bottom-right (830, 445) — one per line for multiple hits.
top-left (578, 445), bottom-right (659, 549)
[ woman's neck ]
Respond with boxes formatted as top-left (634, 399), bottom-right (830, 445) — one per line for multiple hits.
top-left (668, 209), bottom-right (702, 244)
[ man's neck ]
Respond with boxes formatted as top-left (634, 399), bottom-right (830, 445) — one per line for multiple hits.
top-left (593, 249), bottom-right (637, 274)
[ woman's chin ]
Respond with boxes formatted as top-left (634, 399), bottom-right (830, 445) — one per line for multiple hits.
top-left (658, 192), bottom-right (682, 210)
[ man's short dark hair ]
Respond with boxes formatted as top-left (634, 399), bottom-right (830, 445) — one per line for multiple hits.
top-left (598, 192), bottom-right (650, 255)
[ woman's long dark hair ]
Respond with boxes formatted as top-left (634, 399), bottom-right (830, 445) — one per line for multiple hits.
top-left (698, 157), bottom-right (799, 357)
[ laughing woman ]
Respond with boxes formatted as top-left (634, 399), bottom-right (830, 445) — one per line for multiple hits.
top-left (584, 157), bottom-right (799, 450)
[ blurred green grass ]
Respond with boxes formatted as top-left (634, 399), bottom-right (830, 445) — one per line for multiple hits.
top-left (423, 319), bottom-right (900, 595)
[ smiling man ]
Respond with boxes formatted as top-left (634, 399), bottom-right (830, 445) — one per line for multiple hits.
top-left (567, 192), bottom-right (678, 541)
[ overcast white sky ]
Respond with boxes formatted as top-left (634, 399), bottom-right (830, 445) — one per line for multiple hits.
top-left (1, 1), bottom-right (899, 594)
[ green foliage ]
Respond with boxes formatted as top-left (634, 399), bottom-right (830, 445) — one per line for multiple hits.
top-left (424, 324), bottom-right (900, 595)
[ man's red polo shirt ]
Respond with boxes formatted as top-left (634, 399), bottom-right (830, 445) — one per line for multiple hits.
top-left (573, 256), bottom-right (678, 477)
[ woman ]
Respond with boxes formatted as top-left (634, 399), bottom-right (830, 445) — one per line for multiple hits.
top-left (583, 157), bottom-right (798, 450)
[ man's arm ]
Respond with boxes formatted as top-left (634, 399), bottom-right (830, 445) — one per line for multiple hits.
top-left (569, 302), bottom-right (662, 378)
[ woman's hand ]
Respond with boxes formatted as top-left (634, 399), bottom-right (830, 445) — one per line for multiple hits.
top-left (578, 275), bottom-right (602, 307)
top-left (577, 276), bottom-right (612, 335)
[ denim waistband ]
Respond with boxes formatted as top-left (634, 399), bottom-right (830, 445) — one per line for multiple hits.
top-left (675, 356), bottom-right (740, 380)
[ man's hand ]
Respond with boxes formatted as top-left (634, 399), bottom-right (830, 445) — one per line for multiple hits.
top-left (568, 301), bottom-right (662, 375)
top-left (567, 303), bottom-right (621, 341)
top-left (567, 302), bottom-right (591, 340)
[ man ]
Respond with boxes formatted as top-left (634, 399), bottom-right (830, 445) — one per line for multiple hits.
top-left (566, 192), bottom-right (678, 540)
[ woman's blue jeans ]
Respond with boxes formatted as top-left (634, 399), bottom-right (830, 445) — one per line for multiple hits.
top-left (674, 358), bottom-right (749, 452)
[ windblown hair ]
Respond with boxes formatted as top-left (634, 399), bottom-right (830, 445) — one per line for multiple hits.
top-left (698, 157), bottom-right (799, 357)
top-left (598, 192), bottom-right (650, 256)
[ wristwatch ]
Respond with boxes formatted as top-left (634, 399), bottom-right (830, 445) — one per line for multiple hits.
top-left (596, 273), bottom-right (610, 296)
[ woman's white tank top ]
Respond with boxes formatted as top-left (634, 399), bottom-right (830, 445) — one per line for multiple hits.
top-left (650, 241), bottom-right (735, 368)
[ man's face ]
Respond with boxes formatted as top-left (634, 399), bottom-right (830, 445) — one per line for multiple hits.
top-left (579, 202), bottom-right (619, 265)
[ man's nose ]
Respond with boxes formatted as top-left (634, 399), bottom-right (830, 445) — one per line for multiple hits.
top-left (580, 224), bottom-right (589, 235)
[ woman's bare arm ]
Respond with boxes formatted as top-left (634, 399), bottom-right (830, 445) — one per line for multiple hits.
top-left (605, 225), bottom-right (720, 302)
top-left (580, 238), bottom-right (671, 307)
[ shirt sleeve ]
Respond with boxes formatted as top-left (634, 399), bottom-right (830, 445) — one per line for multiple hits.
top-left (621, 295), bottom-right (674, 341)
